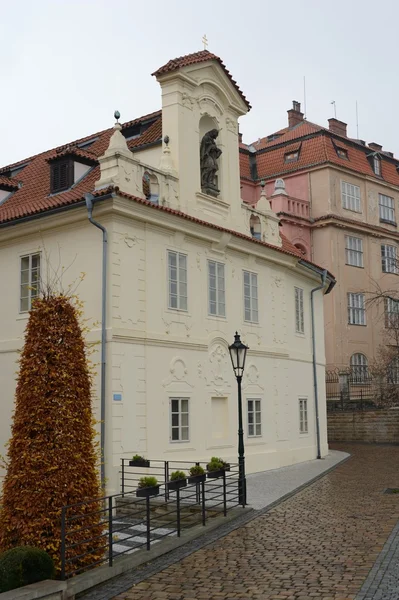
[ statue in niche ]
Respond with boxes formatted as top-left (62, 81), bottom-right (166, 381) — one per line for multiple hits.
top-left (200, 129), bottom-right (222, 197)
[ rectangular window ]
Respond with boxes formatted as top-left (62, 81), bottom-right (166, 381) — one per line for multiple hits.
top-left (243, 271), bottom-right (258, 323)
top-left (385, 297), bottom-right (399, 328)
top-left (345, 236), bottom-right (363, 267)
top-left (247, 399), bottom-right (262, 437)
top-left (381, 244), bottom-right (398, 273)
top-left (299, 398), bottom-right (308, 434)
top-left (374, 156), bottom-right (381, 176)
top-left (170, 397), bottom-right (189, 442)
top-left (20, 253), bottom-right (41, 312)
top-left (341, 181), bottom-right (361, 212)
top-left (168, 251), bottom-right (187, 311)
top-left (348, 292), bottom-right (366, 325)
top-left (208, 260), bottom-right (225, 317)
top-left (379, 194), bottom-right (395, 223)
top-left (295, 287), bottom-right (304, 333)
top-left (50, 159), bottom-right (73, 194)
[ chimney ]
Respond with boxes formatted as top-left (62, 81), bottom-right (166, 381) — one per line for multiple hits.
top-left (238, 131), bottom-right (243, 143)
top-left (328, 118), bottom-right (347, 137)
top-left (287, 100), bottom-right (304, 128)
top-left (369, 142), bottom-right (382, 152)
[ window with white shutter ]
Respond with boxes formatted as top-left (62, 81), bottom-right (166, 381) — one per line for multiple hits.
top-left (345, 236), bottom-right (363, 267)
top-left (243, 271), bottom-right (258, 323)
top-left (379, 194), bottom-right (395, 223)
top-left (341, 181), bottom-right (361, 212)
top-left (295, 287), bottom-right (304, 333)
top-left (168, 251), bottom-right (187, 311)
top-left (20, 253), bottom-right (41, 312)
top-left (299, 398), bottom-right (308, 434)
top-left (208, 260), bottom-right (225, 317)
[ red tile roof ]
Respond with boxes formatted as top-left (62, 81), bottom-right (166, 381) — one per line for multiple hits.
top-left (0, 112), bottom-right (162, 225)
top-left (0, 175), bottom-right (19, 191)
top-left (252, 121), bottom-right (322, 150)
top-left (152, 50), bottom-right (251, 110)
top-left (46, 146), bottom-right (98, 165)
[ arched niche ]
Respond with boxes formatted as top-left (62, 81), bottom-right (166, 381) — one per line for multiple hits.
top-left (199, 115), bottom-right (222, 197)
top-left (294, 242), bottom-right (308, 258)
top-left (250, 214), bottom-right (261, 240)
top-left (142, 171), bottom-right (159, 204)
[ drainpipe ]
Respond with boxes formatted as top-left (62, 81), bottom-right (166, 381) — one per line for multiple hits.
top-left (85, 193), bottom-right (108, 490)
top-left (310, 269), bottom-right (328, 459)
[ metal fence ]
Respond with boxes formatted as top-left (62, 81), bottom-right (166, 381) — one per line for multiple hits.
top-left (60, 459), bottom-right (241, 579)
top-left (326, 369), bottom-right (399, 411)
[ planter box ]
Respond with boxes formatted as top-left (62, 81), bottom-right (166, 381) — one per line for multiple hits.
top-left (206, 463), bottom-right (230, 472)
top-left (136, 485), bottom-right (160, 498)
top-left (207, 469), bottom-right (225, 479)
top-left (167, 478), bottom-right (187, 491)
top-left (187, 473), bottom-right (206, 484)
top-left (129, 459), bottom-right (150, 468)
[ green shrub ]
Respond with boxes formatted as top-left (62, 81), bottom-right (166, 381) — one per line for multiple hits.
top-left (189, 465), bottom-right (205, 476)
top-left (0, 546), bottom-right (54, 593)
top-left (138, 476), bottom-right (158, 489)
top-left (207, 459), bottom-right (223, 472)
top-left (132, 454), bottom-right (146, 461)
top-left (170, 470), bottom-right (186, 481)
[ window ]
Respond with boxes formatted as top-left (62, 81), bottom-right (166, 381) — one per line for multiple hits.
top-left (299, 398), bottom-right (308, 434)
top-left (341, 181), bottom-right (361, 212)
top-left (345, 236), bottom-right (363, 267)
top-left (336, 147), bottom-right (348, 160)
top-left (50, 160), bottom-right (73, 193)
top-left (170, 398), bottom-right (189, 442)
top-left (208, 260), bottom-right (225, 317)
top-left (168, 251), bottom-right (187, 311)
top-left (247, 399), bottom-right (262, 437)
top-left (381, 244), bottom-right (398, 273)
top-left (388, 357), bottom-right (399, 384)
top-left (379, 194), bottom-right (395, 224)
top-left (243, 271), bottom-right (258, 323)
top-left (350, 353), bottom-right (368, 383)
top-left (295, 287), bottom-right (304, 333)
top-left (250, 214), bottom-right (261, 240)
top-left (385, 297), bottom-right (399, 328)
top-left (284, 151), bottom-right (299, 163)
top-left (348, 293), bottom-right (366, 325)
top-left (20, 253), bottom-right (40, 312)
top-left (373, 156), bottom-right (381, 176)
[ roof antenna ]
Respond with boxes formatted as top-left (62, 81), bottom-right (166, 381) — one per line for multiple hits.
top-left (202, 34), bottom-right (208, 50)
top-left (356, 100), bottom-right (359, 139)
top-left (331, 101), bottom-right (337, 118)
top-left (303, 76), bottom-right (307, 119)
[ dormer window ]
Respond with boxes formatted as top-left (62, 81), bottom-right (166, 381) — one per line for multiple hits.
top-left (50, 159), bottom-right (73, 194)
top-left (373, 155), bottom-right (381, 176)
top-left (0, 175), bottom-right (19, 204)
top-left (284, 151), bottom-right (299, 163)
top-left (336, 147), bottom-right (348, 160)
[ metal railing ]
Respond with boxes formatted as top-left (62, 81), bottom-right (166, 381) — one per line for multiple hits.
top-left (326, 369), bottom-right (399, 411)
top-left (60, 460), bottom-right (241, 579)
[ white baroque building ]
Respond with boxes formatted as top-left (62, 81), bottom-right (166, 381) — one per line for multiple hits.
top-left (0, 50), bottom-right (335, 494)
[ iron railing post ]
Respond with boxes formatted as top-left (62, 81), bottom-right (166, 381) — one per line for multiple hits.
top-left (195, 461), bottom-right (200, 504)
top-left (201, 479), bottom-right (206, 526)
top-left (61, 507), bottom-right (66, 580)
top-left (177, 487), bottom-right (181, 537)
top-left (223, 470), bottom-right (227, 516)
top-left (121, 459), bottom-right (125, 496)
top-left (108, 496), bottom-right (113, 567)
top-left (146, 496), bottom-right (151, 550)
top-left (165, 461), bottom-right (169, 502)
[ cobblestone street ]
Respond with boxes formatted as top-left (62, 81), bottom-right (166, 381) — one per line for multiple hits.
top-left (113, 445), bottom-right (399, 600)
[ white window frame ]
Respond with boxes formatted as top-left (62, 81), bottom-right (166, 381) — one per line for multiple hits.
top-left (345, 236), bottom-right (363, 268)
top-left (247, 398), bottom-right (262, 437)
top-left (379, 194), bottom-right (395, 224)
top-left (295, 287), bottom-right (305, 334)
top-left (243, 270), bottom-right (258, 323)
top-left (348, 292), bottom-right (366, 325)
top-left (167, 250), bottom-right (188, 311)
top-left (341, 181), bottom-right (361, 213)
top-left (350, 353), bottom-right (368, 383)
top-left (388, 357), bottom-right (399, 384)
top-left (385, 297), bottom-right (399, 328)
top-left (381, 244), bottom-right (398, 273)
top-left (373, 156), bottom-right (381, 176)
top-left (208, 260), bottom-right (226, 317)
top-left (299, 398), bottom-right (308, 434)
top-left (20, 253), bottom-right (41, 313)
top-left (170, 397), bottom-right (189, 443)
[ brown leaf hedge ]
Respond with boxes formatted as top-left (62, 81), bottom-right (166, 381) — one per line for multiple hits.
top-left (0, 295), bottom-right (104, 575)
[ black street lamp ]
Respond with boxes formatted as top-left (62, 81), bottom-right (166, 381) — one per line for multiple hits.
top-left (228, 331), bottom-right (249, 506)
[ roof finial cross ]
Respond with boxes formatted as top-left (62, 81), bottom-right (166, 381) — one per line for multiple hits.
top-left (202, 34), bottom-right (208, 50)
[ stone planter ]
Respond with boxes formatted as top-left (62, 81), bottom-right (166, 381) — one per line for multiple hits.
top-left (167, 478), bottom-right (187, 491)
top-left (187, 473), bottom-right (206, 484)
top-left (136, 485), bottom-right (160, 498)
top-left (129, 459), bottom-right (150, 468)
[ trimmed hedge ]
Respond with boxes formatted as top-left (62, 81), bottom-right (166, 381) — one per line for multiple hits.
top-left (0, 546), bottom-right (54, 593)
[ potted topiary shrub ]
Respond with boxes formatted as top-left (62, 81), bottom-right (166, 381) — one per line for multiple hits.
top-left (129, 454), bottom-right (150, 468)
top-left (0, 546), bottom-right (55, 593)
top-left (187, 464), bottom-right (206, 484)
top-left (167, 470), bottom-right (187, 491)
top-left (207, 456), bottom-right (230, 478)
top-left (136, 476), bottom-right (159, 497)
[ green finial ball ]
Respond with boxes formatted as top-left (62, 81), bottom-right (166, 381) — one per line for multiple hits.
top-left (114, 110), bottom-right (120, 122)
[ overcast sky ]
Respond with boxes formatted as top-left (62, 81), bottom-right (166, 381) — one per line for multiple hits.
top-left (1, 0), bottom-right (398, 167)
